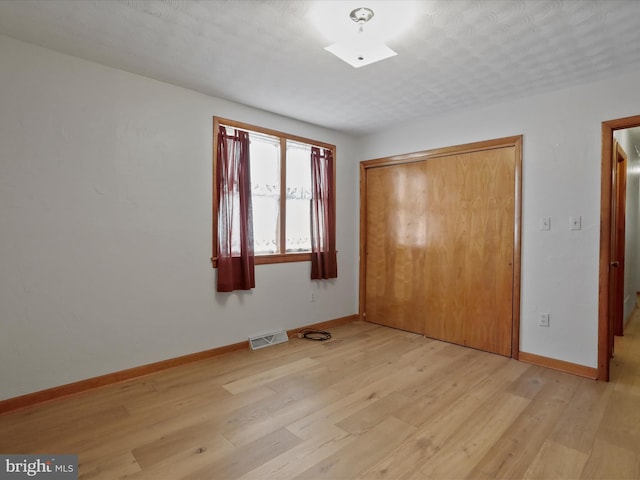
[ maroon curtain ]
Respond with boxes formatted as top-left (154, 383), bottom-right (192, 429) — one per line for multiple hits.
top-left (217, 126), bottom-right (255, 292)
top-left (310, 147), bottom-right (337, 279)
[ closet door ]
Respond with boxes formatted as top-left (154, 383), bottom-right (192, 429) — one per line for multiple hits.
top-left (364, 161), bottom-right (427, 334)
top-left (424, 147), bottom-right (515, 356)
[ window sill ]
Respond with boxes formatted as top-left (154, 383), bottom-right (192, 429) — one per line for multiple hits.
top-left (211, 252), bottom-right (311, 268)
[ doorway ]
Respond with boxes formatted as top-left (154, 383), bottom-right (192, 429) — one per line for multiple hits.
top-left (598, 115), bottom-right (640, 381)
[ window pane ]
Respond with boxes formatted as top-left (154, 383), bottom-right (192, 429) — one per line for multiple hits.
top-left (286, 141), bottom-right (312, 252)
top-left (249, 133), bottom-right (280, 254)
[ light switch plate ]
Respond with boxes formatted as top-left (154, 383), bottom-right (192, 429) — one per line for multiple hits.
top-left (570, 216), bottom-right (582, 230)
top-left (539, 217), bottom-right (551, 231)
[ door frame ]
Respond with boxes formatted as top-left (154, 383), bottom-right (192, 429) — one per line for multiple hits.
top-left (598, 115), bottom-right (640, 381)
top-left (359, 135), bottom-right (523, 359)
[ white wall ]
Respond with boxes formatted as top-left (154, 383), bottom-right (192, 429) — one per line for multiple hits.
top-left (0, 35), bottom-right (360, 401)
top-left (358, 70), bottom-right (640, 369)
top-left (614, 128), bottom-right (640, 324)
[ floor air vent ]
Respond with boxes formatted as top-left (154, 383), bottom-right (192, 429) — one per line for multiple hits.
top-left (249, 329), bottom-right (288, 350)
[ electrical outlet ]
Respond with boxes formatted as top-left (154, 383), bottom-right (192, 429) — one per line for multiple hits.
top-left (539, 313), bottom-right (550, 327)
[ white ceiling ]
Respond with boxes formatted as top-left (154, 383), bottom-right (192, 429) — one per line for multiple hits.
top-left (1, 0), bottom-right (640, 136)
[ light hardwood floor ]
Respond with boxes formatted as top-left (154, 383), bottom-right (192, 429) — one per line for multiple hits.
top-left (1, 312), bottom-right (640, 479)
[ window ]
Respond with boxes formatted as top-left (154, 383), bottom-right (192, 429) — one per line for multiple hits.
top-left (212, 117), bottom-right (336, 266)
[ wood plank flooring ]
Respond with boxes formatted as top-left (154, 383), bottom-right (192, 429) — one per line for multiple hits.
top-left (1, 312), bottom-right (640, 479)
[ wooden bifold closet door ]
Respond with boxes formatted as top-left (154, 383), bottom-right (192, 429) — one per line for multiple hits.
top-left (362, 137), bottom-right (521, 357)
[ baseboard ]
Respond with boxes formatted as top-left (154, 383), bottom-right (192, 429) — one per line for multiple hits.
top-left (0, 314), bottom-right (358, 415)
top-left (519, 351), bottom-right (598, 379)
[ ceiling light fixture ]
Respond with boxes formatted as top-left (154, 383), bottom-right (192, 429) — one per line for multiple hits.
top-left (324, 6), bottom-right (397, 68)
top-left (350, 7), bottom-right (374, 31)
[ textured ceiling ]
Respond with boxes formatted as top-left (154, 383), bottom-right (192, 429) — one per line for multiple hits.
top-left (1, 0), bottom-right (640, 135)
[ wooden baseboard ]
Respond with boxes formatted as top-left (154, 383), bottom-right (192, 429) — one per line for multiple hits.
top-left (0, 314), bottom-right (358, 415)
top-left (519, 351), bottom-right (598, 379)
